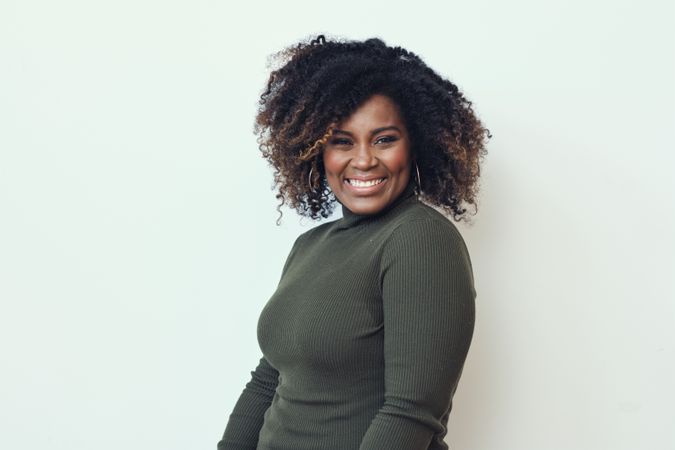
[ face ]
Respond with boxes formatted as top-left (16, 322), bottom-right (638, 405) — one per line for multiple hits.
top-left (322, 94), bottom-right (412, 216)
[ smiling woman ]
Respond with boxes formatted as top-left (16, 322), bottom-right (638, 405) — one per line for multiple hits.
top-left (216, 33), bottom-right (490, 450)
top-left (250, 34), bottom-right (490, 225)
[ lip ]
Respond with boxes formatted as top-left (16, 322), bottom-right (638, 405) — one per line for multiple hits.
top-left (343, 176), bottom-right (388, 195)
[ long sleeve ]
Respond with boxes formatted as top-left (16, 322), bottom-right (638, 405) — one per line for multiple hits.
top-left (217, 233), bottom-right (306, 450)
top-left (217, 356), bottom-right (279, 449)
top-left (359, 219), bottom-right (476, 450)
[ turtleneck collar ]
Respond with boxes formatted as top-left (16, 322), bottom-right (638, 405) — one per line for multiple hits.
top-left (335, 180), bottom-right (418, 231)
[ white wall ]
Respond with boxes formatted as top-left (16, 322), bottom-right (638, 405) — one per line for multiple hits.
top-left (1, 1), bottom-right (673, 449)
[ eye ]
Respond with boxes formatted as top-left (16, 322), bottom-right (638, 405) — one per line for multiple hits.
top-left (329, 138), bottom-right (352, 146)
top-left (375, 135), bottom-right (399, 145)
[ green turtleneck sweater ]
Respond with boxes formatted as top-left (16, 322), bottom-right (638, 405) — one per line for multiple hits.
top-left (217, 181), bottom-right (476, 450)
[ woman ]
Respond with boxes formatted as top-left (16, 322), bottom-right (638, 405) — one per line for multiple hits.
top-left (218, 34), bottom-right (490, 450)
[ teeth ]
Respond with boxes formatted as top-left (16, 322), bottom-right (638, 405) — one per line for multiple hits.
top-left (347, 178), bottom-right (385, 187)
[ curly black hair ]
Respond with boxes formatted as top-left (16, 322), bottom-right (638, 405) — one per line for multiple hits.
top-left (254, 33), bottom-right (491, 225)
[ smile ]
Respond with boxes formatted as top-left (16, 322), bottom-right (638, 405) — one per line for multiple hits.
top-left (345, 177), bottom-right (386, 187)
top-left (343, 177), bottom-right (388, 195)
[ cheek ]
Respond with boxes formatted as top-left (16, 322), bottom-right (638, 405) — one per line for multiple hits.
top-left (386, 147), bottom-right (412, 172)
top-left (322, 151), bottom-right (343, 175)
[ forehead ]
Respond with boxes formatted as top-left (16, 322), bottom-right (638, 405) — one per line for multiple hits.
top-left (337, 94), bottom-right (405, 129)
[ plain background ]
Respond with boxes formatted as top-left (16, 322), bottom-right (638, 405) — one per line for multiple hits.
top-left (1, 1), bottom-right (673, 449)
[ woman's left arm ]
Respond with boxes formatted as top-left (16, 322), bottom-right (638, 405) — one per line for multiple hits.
top-left (359, 219), bottom-right (476, 450)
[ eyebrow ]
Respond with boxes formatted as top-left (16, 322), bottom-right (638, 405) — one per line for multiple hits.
top-left (332, 126), bottom-right (401, 136)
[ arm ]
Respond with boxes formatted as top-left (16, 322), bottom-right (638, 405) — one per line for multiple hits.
top-left (217, 356), bottom-right (279, 450)
top-left (217, 233), bottom-right (307, 449)
top-left (359, 219), bottom-right (476, 450)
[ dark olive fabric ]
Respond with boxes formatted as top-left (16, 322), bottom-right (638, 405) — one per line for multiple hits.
top-left (218, 180), bottom-right (476, 450)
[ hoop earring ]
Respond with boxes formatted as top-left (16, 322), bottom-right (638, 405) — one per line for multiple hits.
top-left (414, 161), bottom-right (422, 193)
top-left (308, 167), bottom-right (314, 190)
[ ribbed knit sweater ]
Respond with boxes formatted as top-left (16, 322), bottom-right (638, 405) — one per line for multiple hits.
top-left (218, 180), bottom-right (476, 450)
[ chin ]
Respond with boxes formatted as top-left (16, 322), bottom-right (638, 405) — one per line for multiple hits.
top-left (344, 197), bottom-right (390, 215)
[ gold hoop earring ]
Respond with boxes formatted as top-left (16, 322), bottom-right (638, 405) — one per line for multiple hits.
top-left (414, 161), bottom-right (422, 193)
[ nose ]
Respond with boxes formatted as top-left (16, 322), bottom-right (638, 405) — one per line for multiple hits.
top-left (350, 143), bottom-right (378, 170)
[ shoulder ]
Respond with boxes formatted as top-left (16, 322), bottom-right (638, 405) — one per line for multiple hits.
top-left (294, 221), bottom-right (326, 245)
top-left (381, 202), bottom-right (474, 278)
top-left (386, 202), bottom-right (468, 250)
